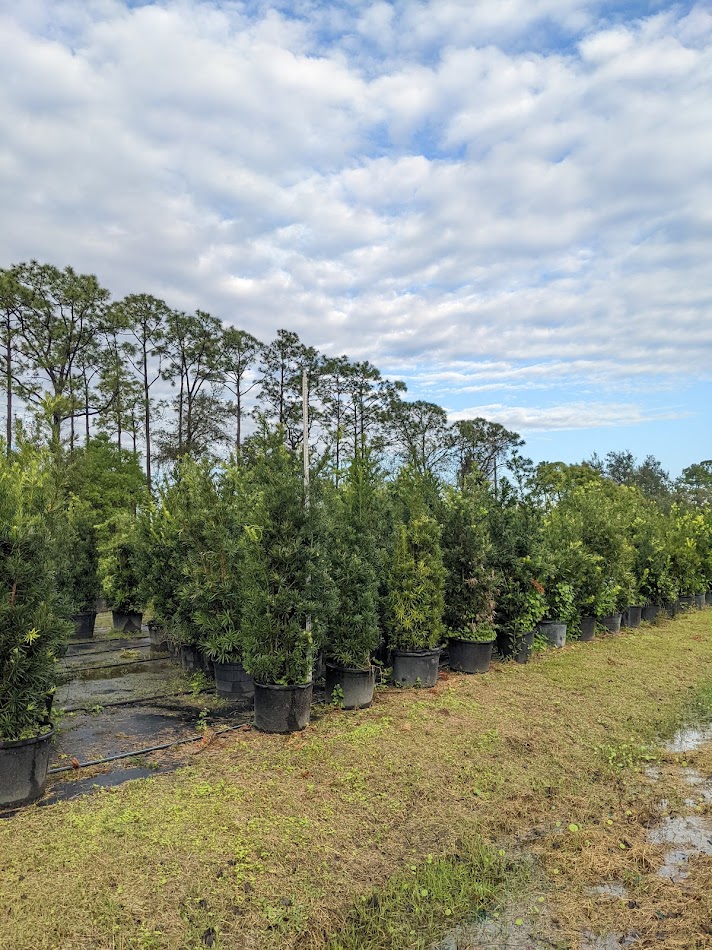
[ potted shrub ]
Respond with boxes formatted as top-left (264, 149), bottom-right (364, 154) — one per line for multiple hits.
top-left (1, 453), bottom-right (73, 808)
top-left (539, 582), bottom-right (575, 647)
top-left (55, 497), bottom-right (100, 639)
top-left (441, 482), bottom-right (497, 674)
top-left (386, 477), bottom-right (446, 688)
top-left (241, 429), bottom-right (335, 732)
top-left (98, 512), bottom-right (144, 633)
top-left (323, 452), bottom-right (383, 709)
top-left (487, 485), bottom-right (547, 663)
top-left (178, 461), bottom-right (252, 702)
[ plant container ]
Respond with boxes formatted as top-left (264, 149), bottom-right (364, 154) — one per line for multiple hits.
top-left (112, 610), bottom-right (143, 633)
top-left (515, 630), bottom-right (535, 664)
top-left (642, 604), bottom-right (660, 622)
top-left (600, 613), bottom-right (622, 634)
top-left (694, 593), bottom-right (706, 610)
top-left (72, 611), bottom-right (96, 640)
top-left (706, 591), bottom-right (712, 606)
top-left (253, 682), bottom-right (312, 733)
top-left (538, 621), bottom-right (567, 648)
top-left (621, 606), bottom-right (642, 629)
top-left (448, 638), bottom-right (495, 674)
top-left (0, 724), bottom-right (55, 809)
top-left (147, 622), bottom-right (168, 651)
top-left (679, 595), bottom-right (695, 611)
top-left (391, 648), bottom-right (441, 687)
top-left (214, 661), bottom-right (254, 703)
top-left (324, 663), bottom-right (375, 709)
top-left (180, 645), bottom-right (203, 675)
top-left (579, 616), bottom-right (596, 642)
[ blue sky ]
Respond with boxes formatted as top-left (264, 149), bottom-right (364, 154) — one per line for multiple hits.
top-left (1, 0), bottom-right (710, 475)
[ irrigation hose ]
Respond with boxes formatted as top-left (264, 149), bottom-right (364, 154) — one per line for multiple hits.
top-left (47, 723), bottom-right (249, 775)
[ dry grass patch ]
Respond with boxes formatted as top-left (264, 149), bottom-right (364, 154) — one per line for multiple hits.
top-left (1, 611), bottom-right (711, 949)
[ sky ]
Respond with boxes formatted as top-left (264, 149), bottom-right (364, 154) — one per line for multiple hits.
top-left (1, 0), bottom-right (711, 475)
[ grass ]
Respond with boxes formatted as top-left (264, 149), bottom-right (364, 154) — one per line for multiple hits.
top-left (2, 609), bottom-right (712, 949)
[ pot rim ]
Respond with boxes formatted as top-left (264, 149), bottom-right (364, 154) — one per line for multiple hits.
top-left (391, 647), bottom-right (442, 657)
top-left (448, 636), bottom-right (496, 646)
top-left (324, 661), bottom-right (375, 674)
top-left (254, 681), bottom-right (313, 691)
top-left (0, 722), bottom-right (55, 751)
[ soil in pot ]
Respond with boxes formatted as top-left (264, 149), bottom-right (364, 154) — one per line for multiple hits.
top-left (642, 604), bottom-right (660, 622)
top-left (448, 638), bottom-right (495, 674)
top-left (253, 682), bottom-right (312, 733)
top-left (214, 661), bottom-right (254, 703)
top-left (112, 610), bottom-right (143, 633)
top-left (391, 648), bottom-right (441, 687)
top-left (600, 613), bottom-right (622, 634)
top-left (538, 621), bottom-right (567, 648)
top-left (324, 663), bottom-right (375, 709)
top-left (622, 606), bottom-right (642, 629)
top-left (579, 616), bottom-right (596, 642)
top-left (72, 611), bottom-right (96, 640)
top-left (0, 723), bottom-right (55, 809)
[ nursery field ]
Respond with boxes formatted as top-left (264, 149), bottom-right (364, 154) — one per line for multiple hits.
top-left (2, 610), bottom-right (712, 950)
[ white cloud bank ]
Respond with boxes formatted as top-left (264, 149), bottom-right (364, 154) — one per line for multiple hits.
top-left (449, 402), bottom-right (689, 432)
top-left (0, 0), bottom-right (711, 433)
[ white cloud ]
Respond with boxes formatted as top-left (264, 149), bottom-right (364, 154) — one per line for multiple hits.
top-left (449, 402), bottom-right (690, 431)
top-left (0, 0), bottom-right (711, 439)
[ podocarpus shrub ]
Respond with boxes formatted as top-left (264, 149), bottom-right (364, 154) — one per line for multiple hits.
top-left (98, 511), bottom-right (143, 614)
top-left (241, 428), bottom-right (335, 686)
top-left (54, 497), bottom-right (100, 613)
top-left (0, 452), bottom-right (72, 740)
top-left (177, 461), bottom-right (252, 663)
top-left (324, 451), bottom-right (383, 669)
top-left (487, 483), bottom-right (547, 652)
top-left (441, 478), bottom-right (496, 642)
top-left (386, 475), bottom-right (446, 652)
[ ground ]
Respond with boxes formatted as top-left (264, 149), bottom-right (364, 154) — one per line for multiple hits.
top-left (2, 609), bottom-right (712, 950)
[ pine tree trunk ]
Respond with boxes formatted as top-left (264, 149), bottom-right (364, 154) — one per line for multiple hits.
top-left (143, 345), bottom-right (152, 490)
top-left (5, 325), bottom-right (11, 455)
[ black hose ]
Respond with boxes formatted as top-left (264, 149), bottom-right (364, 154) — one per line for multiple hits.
top-left (48, 723), bottom-right (248, 775)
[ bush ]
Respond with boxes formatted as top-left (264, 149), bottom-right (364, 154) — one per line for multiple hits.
top-left (241, 428), bottom-right (335, 685)
top-left (0, 452), bottom-right (73, 740)
top-left (385, 474), bottom-right (445, 652)
top-left (98, 511), bottom-right (143, 614)
top-left (54, 497), bottom-right (100, 613)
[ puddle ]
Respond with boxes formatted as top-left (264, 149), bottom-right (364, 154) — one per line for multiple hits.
top-left (649, 815), bottom-right (712, 881)
top-left (665, 723), bottom-right (712, 754)
top-left (585, 883), bottom-right (629, 900)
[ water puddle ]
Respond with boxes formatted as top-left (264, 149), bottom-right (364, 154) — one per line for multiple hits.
top-left (665, 723), bottom-right (712, 754)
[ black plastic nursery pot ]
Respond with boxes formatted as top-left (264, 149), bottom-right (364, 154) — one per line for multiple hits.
top-left (621, 606), bottom-right (642, 629)
top-left (579, 616), bottom-right (596, 642)
top-left (538, 621), bottom-right (567, 648)
top-left (642, 604), bottom-right (660, 622)
top-left (180, 645), bottom-right (203, 675)
top-left (600, 612), bottom-right (622, 634)
top-left (515, 631), bottom-right (535, 664)
top-left (391, 648), bottom-right (441, 687)
top-left (324, 663), bottom-right (375, 709)
top-left (112, 610), bottom-right (143, 633)
top-left (253, 682), bottom-right (312, 733)
top-left (707, 592), bottom-right (712, 606)
top-left (214, 661), bottom-right (254, 703)
top-left (0, 724), bottom-right (55, 809)
top-left (448, 638), bottom-right (495, 674)
top-left (679, 595), bottom-right (695, 611)
top-left (694, 593), bottom-right (706, 609)
top-left (147, 622), bottom-right (168, 651)
top-left (71, 610), bottom-right (97, 639)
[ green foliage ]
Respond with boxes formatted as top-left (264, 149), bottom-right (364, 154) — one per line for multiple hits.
top-left (0, 450), bottom-right (73, 740)
top-left (386, 474), bottom-right (446, 651)
top-left (441, 479), bottom-right (496, 641)
top-left (668, 504), bottom-right (707, 595)
top-left (176, 461), bottom-right (252, 663)
top-left (240, 427), bottom-right (336, 685)
top-left (487, 485), bottom-right (547, 638)
top-left (98, 511), bottom-right (143, 613)
top-left (630, 498), bottom-right (678, 605)
top-left (64, 435), bottom-right (148, 524)
top-left (54, 496), bottom-right (100, 612)
top-left (324, 451), bottom-right (384, 668)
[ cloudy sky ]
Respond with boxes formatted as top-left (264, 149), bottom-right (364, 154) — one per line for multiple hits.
top-left (1, 0), bottom-right (711, 473)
